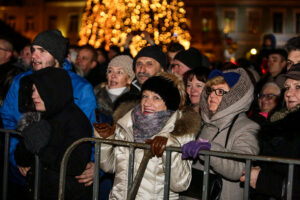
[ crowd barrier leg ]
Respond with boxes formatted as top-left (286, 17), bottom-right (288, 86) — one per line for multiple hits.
top-left (2, 132), bottom-right (10, 200)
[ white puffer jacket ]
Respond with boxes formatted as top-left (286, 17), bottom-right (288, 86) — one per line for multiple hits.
top-left (96, 105), bottom-right (200, 200)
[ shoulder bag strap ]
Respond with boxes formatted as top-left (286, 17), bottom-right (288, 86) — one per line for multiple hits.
top-left (224, 114), bottom-right (240, 148)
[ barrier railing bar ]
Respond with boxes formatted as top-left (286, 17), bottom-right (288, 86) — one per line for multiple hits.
top-left (163, 150), bottom-right (171, 200)
top-left (2, 132), bottom-right (10, 200)
top-left (92, 142), bottom-right (101, 200)
top-left (127, 150), bottom-right (152, 200)
top-left (202, 155), bottom-right (210, 200)
top-left (287, 164), bottom-right (294, 200)
top-left (34, 155), bottom-right (40, 200)
top-left (243, 159), bottom-right (251, 200)
top-left (127, 145), bottom-right (135, 194)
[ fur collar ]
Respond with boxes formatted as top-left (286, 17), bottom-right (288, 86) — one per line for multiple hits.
top-left (113, 101), bottom-right (201, 136)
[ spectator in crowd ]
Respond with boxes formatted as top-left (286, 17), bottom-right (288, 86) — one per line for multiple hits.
top-left (250, 82), bottom-right (282, 127)
top-left (182, 68), bottom-right (259, 200)
top-left (256, 33), bottom-right (276, 74)
top-left (16, 44), bottom-right (32, 71)
top-left (166, 42), bottom-right (184, 67)
top-left (256, 48), bottom-right (287, 94)
top-left (94, 72), bottom-right (201, 199)
top-left (94, 55), bottom-right (135, 117)
top-left (129, 45), bottom-right (167, 94)
top-left (75, 45), bottom-right (104, 86)
top-left (95, 47), bottom-right (109, 84)
top-left (0, 37), bottom-right (24, 104)
top-left (15, 67), bottom-right (92, 200)
top-left (0, 29), bottom-right (97, 199)
top-left (286, 36), bottom-right (300, 71)
top-left (108, 45), bottom-right (121, 60)
top-left (171, 47), bottom-right (210, 78)
top-left (183, 67), bottom-right (210, 112)
top-left (240, 63), bottom-right (300, 199)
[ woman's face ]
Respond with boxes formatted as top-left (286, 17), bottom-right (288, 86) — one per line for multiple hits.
top-left (258, 85), bottom-right (279, 112)
top-left (207, 83), bottom-right (230, 114)
top-left (284, 78), bottom-right (300, 110)
top-left (141, 90), bottom-right (167, 114)
top-left (186, 75), bottom-right (205, 105)
top-left (32, 84), bottom-right (46, 111)
top-left (107, 66), bottom-right (131, 89)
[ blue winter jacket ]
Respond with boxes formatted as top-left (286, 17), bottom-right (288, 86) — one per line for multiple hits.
top-left (0, 59), bottom-right (97, 184)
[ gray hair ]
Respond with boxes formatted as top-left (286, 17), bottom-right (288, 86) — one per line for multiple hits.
top-left (261, 82), bottom-right (281, 95)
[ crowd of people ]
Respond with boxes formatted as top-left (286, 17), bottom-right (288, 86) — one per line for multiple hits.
top-left (0, 29), bottom-right (300, 200)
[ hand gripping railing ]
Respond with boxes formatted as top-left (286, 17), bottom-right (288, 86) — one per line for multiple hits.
top-left (58, 137), bottom-right (300, 200)
top-left (0, 128), bottom-right (41, 200)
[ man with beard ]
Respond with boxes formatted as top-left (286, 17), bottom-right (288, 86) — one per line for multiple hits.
top-left (0, 29), bottom-right (97, 199)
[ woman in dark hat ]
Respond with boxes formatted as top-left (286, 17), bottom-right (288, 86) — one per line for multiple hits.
top-left (94, 72), bottom-right (201, 199)
top-left (240, 63), bottom-right (300, 199)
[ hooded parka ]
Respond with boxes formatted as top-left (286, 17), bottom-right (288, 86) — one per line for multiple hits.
top-left (15, 67), bottom-right (92, 200)
top-left (193, 68), bottom-right (260, 200)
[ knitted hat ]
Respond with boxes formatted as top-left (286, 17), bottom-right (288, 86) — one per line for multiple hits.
top-left (174, 47), bottom-right (206, 69)
top-left (133, 46), bottom-right (167, 71)
top-left (141, 72), bottom-right (185, 111)
top-left (276, 63), bottom-right (300, 88)
top-left (32, 30), bottom-right (67, 66)
top-left (107, 55), bottom-right (135, 81)
top-left (208, 69), bottom-right (240, 88)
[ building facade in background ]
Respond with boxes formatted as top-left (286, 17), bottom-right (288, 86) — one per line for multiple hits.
top-left (0, 0), bottom-right (300, 60)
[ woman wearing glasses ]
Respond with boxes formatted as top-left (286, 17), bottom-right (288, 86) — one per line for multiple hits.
top-left (250, 82), bottom-right (281, 127)
top-left (181, 68), bottom-right (260, 200)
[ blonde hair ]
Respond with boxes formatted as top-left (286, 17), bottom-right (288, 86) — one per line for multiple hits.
top-left (206, 76), bottom-right (227, 88)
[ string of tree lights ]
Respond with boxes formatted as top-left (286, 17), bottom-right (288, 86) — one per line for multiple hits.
top-left (78, 0), bottom-right (191, 55)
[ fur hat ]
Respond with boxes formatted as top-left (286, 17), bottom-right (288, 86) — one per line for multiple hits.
top-left (107, 55), bottom-right (135, 81)
top-left (174, 47), bottom-right (207, 69)
top-left (141, 72), bottom-right (185, 111)
top-left (32, 29), bottom-right (67, 66)
top-left (133, 46), bottom-right (168, 71)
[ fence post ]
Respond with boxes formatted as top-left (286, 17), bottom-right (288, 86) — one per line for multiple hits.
top-left (92, 142), bottom-right (101, 200)
top-left (163, 150), bottom-right (171, 200)
top-left (2, 132), bottom-right (10, 200)
top-left (243, 159), bottom-right (251, 200)
top-left (287, 164), bottom-right (294, 200)
top-left (127, 145), bottom-right (135, 195)
top-left (202, 155), bottom-right (210, 200)
top-left (34, 155), bottom-right (40, 200)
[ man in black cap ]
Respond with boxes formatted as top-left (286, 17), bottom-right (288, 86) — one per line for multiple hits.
top-left (131, 45), bottom-right (168, 94)
top-left (171, 47), bottom-right (209, 78)
top-left (0, 29), bottom-right (97, 198)
top-left (286, 36), bottom-right (300, 71)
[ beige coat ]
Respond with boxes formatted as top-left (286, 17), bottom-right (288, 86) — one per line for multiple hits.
top-left (96, 105), bottom-right (201, 200)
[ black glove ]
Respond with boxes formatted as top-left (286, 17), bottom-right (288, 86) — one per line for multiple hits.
top-left (22, 119), bottom-right (52, 154)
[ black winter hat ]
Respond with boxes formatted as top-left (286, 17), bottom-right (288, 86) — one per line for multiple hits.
top-left (268, 48), bottom-right (288, 60)
top-left (174, 47), bottom-right (205, 69)
top-left (32, 29), bottom-right (67, 66)
top-left (141, 75), bottom-right (180, 111)
top-left (133, 46), bottom-right (168, 71)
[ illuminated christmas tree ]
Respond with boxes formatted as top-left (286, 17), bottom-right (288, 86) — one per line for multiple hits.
top-left (79, 0), bottom-right (191, 55)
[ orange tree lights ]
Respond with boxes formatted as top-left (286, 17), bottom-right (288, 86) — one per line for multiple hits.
top-left (79, 0), bottom-right (191, 55)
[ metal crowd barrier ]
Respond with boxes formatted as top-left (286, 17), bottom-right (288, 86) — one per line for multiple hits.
top-left (1, 128), bottom-right (300, 200)
top-left (58, 137), bottom-right (300, 200)
top-left (0, 128), bottom-right (41, 200)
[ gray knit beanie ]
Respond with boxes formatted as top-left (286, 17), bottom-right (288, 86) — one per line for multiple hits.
top-left (32, 29), bottom-right (67, 66)
top-left (107, 55), bottom-right (135, 81)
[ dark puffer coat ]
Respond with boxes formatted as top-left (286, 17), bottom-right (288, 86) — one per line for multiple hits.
top-left (15, 67), bottom-right (92, 200)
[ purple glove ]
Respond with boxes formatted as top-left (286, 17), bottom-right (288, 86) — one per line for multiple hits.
top-left (182, 139), bottom-right (211, 159)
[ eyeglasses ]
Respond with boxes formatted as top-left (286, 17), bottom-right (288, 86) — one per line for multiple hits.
top-left (0, 47), bottom-right (10, 52)
top-left (257, 93), bottom-right (278, 100)
top-left (206, 88), bottom-right (229, 96)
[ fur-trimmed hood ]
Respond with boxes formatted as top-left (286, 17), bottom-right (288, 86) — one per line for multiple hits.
top-left (113, 101), bottom-right (201, 137)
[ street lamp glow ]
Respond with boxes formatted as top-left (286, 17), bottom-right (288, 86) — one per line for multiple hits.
top-left (250, 48), bottom-right (257, 55)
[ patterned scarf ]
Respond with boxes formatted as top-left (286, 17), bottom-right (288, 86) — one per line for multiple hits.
top-left (131, 104), bottom-right (174, 143)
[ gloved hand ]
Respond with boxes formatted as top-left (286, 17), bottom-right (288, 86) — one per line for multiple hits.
top-left (22, 119), bottom-right (52, 154)
top-left (93, 122), bottom-right (116, 139)
top-left (145, 136), bottom-right (168, 157)
top-left (181, 139), bottom-right (211, 159)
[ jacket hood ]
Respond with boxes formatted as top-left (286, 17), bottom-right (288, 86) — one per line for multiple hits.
top-left (200, 67), bottom-right (254, 127)
top-left (19, 67), bottom-right (73, 117)
top-left (114, 101), bottom-right (201, 137)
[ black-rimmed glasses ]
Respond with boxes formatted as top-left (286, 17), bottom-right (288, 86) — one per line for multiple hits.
top-left (206, 88), bottom-right (229, 96)
top-left (257, 93), bottom-right (278, 100)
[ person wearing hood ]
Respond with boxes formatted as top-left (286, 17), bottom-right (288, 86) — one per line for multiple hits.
top-left (14, 67), bottom-right (92, 200)
top-left (181, 68), bottom-right (260, 200)
top-left (94, 72), bottom-right (201, 199)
